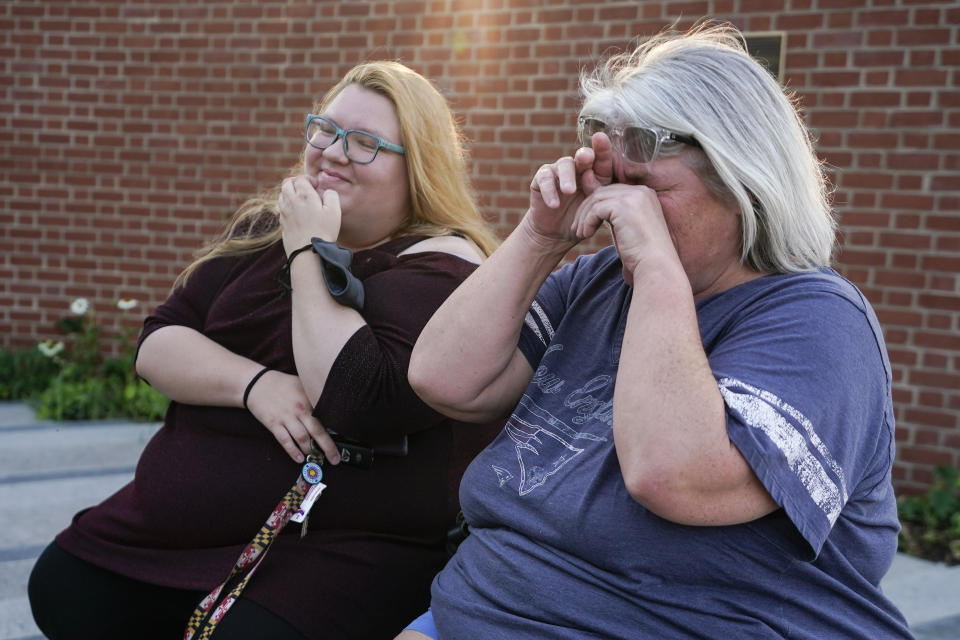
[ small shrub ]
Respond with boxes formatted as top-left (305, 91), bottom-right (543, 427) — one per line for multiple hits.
top-left (0, 347), bottom-right (61, 400)
top-left (35, 376), bottom-right (116, 421)
top-left (33, 367), bottom-right (168, 422)
top-left (898, 465), bottom-right (960, 566)
top-left (122, 379), bottom-right (170, 421)
top-left (8, 297), bottom-right (169, 422)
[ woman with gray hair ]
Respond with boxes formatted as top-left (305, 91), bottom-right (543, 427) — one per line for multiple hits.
top-left (398, 21), bottom-right (912, 640)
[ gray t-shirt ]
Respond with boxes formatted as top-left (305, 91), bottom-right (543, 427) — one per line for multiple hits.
top-left (430, 246), bottom-right (912, 639)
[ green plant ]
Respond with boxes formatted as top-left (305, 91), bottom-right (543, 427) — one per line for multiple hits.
top-left (25, 297), bottom-right (169, 422)
top-left (123, 377), bottom-right (172, 419)
top-left (0, 347), bottom-right (62, 400)
top-left (897, 465), bottom-right (960, 566)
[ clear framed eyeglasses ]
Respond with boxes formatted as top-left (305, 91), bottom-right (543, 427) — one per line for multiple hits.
top-left (577, 116), bottom-right (701, 165)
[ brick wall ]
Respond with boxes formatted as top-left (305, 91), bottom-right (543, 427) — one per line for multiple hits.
top-left (2, 0), bottom-right (957, 493)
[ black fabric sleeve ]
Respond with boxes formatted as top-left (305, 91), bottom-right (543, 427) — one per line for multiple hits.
top-left (314, 251), bottom-right (478, 441)
top-left (135, 256), bottom-right (239, 356)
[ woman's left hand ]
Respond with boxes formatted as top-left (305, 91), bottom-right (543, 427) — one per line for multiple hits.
top-left (572, 184), bottom-right (678, 285)
top-left (246, 368), bottom-right (342, 465)
top-left (278, 175), bottom-right (342, 254)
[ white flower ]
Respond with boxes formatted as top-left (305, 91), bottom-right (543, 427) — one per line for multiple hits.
top-left (70, 298), bottom-right (90, 315)
top-left (116, 298), bottom-right (138, 311)
top-left (37, 340), bottom-right (65, 358)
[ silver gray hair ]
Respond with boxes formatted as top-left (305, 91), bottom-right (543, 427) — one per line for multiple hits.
top-left (580, 22), bottom-right (835, 273)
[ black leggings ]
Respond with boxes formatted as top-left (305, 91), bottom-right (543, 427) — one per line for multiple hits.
top-left (28, 542), bottom-right (307, 640)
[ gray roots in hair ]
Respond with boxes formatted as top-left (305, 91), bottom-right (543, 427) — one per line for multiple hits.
top-left (580, 23), bottom-right (836, 273)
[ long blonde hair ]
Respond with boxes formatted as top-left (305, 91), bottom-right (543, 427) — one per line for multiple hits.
top-left (175, 60), bottom-right (498, 287)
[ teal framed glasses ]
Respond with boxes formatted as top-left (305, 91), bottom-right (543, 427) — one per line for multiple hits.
top-left (304, 114), bottom-right (405, 164)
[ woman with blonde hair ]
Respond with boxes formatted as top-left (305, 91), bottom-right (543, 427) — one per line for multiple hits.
top-left (29, 60), bottom-right (503, 640)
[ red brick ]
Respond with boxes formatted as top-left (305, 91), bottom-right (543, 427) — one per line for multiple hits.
top-left (888, 348), bottom-right (919, 367)
top-left (837, 248), bottom-right (886, 266)
top-left (895, 69), bottom-right (949, 87)
top-left (878, 232), bottom-right (932, 250)
top-left (906, 91), bottom-right (933, 107)
top-left (931, 174), bottom-right (960, 191)
top-left (896, 28), bottom-right (952, 46)
top-left (917, 290), bottom-right (960, 309)
top-left (827, 11), bottom-right (853, 28)
top-left (915, 331), bottom-right (960, 351)
top-left (898, 446), bottom-right (955, 467)
top-left (914, 429), bottom-right (941, 446)
top-left (909, 50), bottom-right (937, 67)
top-left (739, 0), bottom-right (784, 10)
top-left (888, 153), bottom-right (941, 170)
top-left (810, 110), bottom-right (860, 127)
top-left (890, 110), bottom-right (944, 127)
top-left (944, 434), bottom-right (960, 450)
top-left (810, 70), bottom-right (862, 87)
top-left (852, 50), bottom-right (904, 67)
top-left (877, 309), bottom-right (925, 327)
top-left (880, 193), bottom-right (936, 210)
top-left (856, 9), bottom-right (910, 26)
top-left (812, 31), bottom-right (863, 48)
top-left (849, 92), bottom-right (901, 108)
top-left (776, 13), bottom-right (823, 30)
top-left (903, 409), bottom-right (957, 430)
top-left (842, 172), bottom-right (894, 189)
top-left (597, 5), bottom-right (639, 20)
top-left (896, 175), bottom-right (923, 190)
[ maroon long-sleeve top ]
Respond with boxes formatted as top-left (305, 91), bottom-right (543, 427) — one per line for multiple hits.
top-left (55, 235), bottom-right (502, 639)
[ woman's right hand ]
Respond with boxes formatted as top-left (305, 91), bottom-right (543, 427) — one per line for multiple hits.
top-left (524, 131), bottom-right (615, 250)
top-left (245, 369), bottom-right (341, 465)
top-left (277, 174), bottom-right (342, 254)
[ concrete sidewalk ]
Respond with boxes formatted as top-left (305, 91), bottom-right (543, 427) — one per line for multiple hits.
top-left (1, 400), bottom-right (958, 639)
top-left (0, 402), bottom-right (161, 640)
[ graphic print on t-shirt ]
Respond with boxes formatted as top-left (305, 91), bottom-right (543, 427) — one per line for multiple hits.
top-left (719, 376), bottom-right (848, 525)
top-left (497, 391), bottom-right (607, 496)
